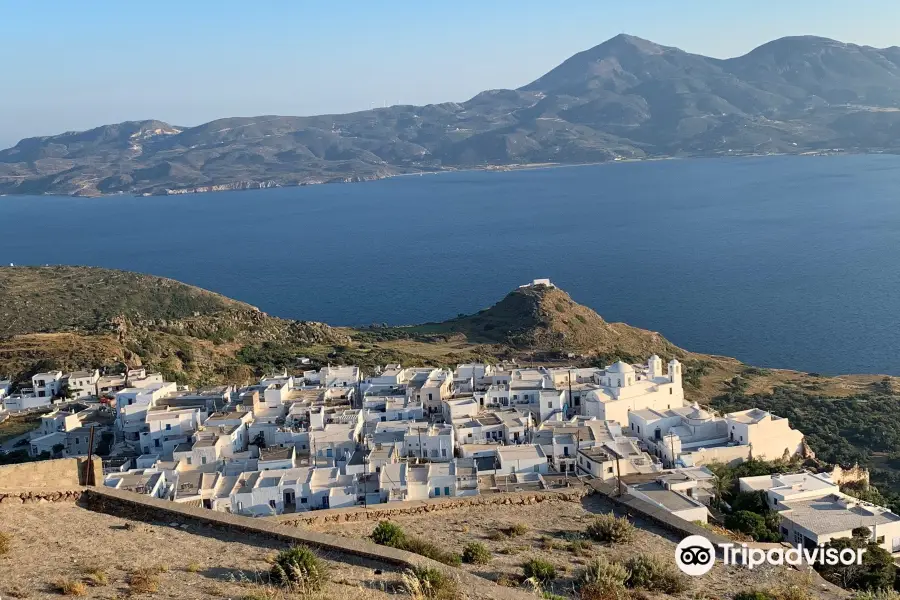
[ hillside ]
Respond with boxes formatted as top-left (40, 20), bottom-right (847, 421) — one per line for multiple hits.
top-left (0, 266), bottom-right (255, 336)
top-left (411, 283), bottom-right (683, 359)
top-left (0, 266), bottom-right (348, 385)
top-left (3, 34), bottom-right (900, 196)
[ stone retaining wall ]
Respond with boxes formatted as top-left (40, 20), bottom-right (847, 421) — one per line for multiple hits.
top-left (83, 487), bottom-right (535, 600)
top-left (275, 487), bottom-right (592, 526)
top-left (0, 488), bottom-right (85, 504)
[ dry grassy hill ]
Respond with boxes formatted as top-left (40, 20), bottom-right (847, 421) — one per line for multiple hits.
top-left (0, 266), bottom-right (348, 386)
top-left (409, 283), bottom-right (683, 359)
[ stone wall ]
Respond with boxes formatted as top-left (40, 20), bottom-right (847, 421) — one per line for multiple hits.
top-left (83, 487), bottom-right (536, 600)
top-left (274, 487), bottom-right (592, 526)
top-left (0, 457), bottom-right (100, 492)
top-left (0, 489), bottom-right (84, 504)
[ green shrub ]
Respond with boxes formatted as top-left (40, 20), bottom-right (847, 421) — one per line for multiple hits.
top-left (507, 523), bottom-right (529, 537)
top-left (523, 558), bottom-right (557, 585)
top-left (580, 556), bottom-right (628, 588)
top-left (624, 553), bottom-right (689, 593)
top-left (403, 536), bottom-right (462, 566)
top-left (372, 520), bottom-right (406, 547)
top-left (585, 513), bottom-right (635, 543)
top-left (402, 566), bottom-right (459, 599)
top-left (462, 541), bottom-right (492, 565)
top-left (269, 546), bottom-right (327, 591)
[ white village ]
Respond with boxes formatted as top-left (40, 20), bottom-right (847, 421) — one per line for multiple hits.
top-left (5, 341), bottom-right (895, 555)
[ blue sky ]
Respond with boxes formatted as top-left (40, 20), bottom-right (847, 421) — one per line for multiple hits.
top-left (1, 0), bottom-right (898, 148)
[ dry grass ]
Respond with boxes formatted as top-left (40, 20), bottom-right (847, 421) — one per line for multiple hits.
top-left (52, 578), bottom-right (87, 596)
top-left (80, 565), bottom-right (109, 586)
top-left (127, 568), bottom-right (160, 594)
top-left (0, 530), bottom-right (11, 556)
top-left (185, 561), bottom-right (202, 573)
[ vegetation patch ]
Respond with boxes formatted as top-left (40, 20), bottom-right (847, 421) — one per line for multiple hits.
top-left (585, 513), bottom-right (634, 543)
top-left (522, 558), bottom-right (557, 585)
top-left (268, 546), bottom-right (327, 592)
top-left (370, 521), bottom-right (461, 566)
top-left (461, 541), bottom-right (492, 564)
top-left (401, 566), bottom-right (459, 600)
top-left (127, 568), bottom-right (160, 594)
top-left (623, 553), bottom-right (690, 594)
top-left (52, 578), bottom-right (87, 596)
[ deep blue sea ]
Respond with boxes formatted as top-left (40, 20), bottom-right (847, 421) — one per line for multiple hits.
top-left (2, 154), bottom-right (900, 375)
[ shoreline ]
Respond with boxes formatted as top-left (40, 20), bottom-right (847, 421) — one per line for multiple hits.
top-left (0, 149), bottom-right (888, 200)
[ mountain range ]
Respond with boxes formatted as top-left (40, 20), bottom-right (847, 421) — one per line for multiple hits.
top-left (3, 34), bottom-right (900, 197)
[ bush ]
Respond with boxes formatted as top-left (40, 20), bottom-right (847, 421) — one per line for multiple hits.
top-left (402, 566), bottom-right (459, 600)
top-left (585, 514), bottom-right (635, 543)
top-left (372, 520), bottom-right (406, 547)
top-left (53, 578), bottom-right (87, 596)
top-left (127, 569), bottom-right (160, 594)
top-left (507, 523), bottom-right (529, 537)
top-left (0, 530), bottom-right (10, 556)
top-left (523, 558), bottom-right (557, 585)
top-left (462, 541), bottom-right (492, 565)
top-left (371, 521), bottom-right (459, 565)
top-left (578, 556), bottom-right (628, 600)
top-left (403, 536), bottom-right (462, 566)
top-left (624, 553), bottom-right (690, 593)
top-left (82, 565), bottom-right (109, 586)
top-left (269, 546), bottom-right (327, 591)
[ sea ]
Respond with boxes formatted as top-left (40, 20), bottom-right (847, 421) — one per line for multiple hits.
top-left (2, 154), bottom-right (900, 375)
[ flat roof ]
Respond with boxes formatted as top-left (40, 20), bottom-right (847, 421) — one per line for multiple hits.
top-left (631, 481), bottom-right (701, 512)
top-left (780, 494), bottom-right (900, 535)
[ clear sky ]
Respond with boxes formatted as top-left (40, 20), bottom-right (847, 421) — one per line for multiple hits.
top-left (2, 0), bottom-right (898, 148)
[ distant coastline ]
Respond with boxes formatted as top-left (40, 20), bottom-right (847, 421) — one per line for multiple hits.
top-left (0, 149), bottom-right (878, 201)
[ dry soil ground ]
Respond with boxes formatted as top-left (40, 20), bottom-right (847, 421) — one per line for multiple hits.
top-left (300, 494), bottom-right (848, 600)
top-left (0, 502), bottom-right (408, 600)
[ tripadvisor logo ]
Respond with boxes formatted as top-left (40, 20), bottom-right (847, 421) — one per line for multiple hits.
top-left (675, 535), bottom-right (866, 576)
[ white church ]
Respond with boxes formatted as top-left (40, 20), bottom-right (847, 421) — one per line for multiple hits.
top-left (582, 356), bottom-right (686, 426)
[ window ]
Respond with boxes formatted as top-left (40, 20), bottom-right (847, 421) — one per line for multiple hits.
top-left (877, 536), bottom-right (885, 544)
top-left (74, 438), bottom-right (79, 445)
top-left (563, 447), bottom-right (569, 456)
top-left (547, 402), bottom-right (551, 409)
top-left (607, 466), bottom-right (613, 474)
top-left (442, 449), bottom-right (447, 457)
top-left (186, 457), bottom-right (192, 465)
top-left (201, 456), bottom-right (207, 465)
top-left (793, 531), bottom-right (803, 545)
top-left (154, 439), bottom-right (160, 447)
top-left (781, 526), bottom-right (788, 535)
top-left (428, 393), bottom-right (432, 401)
top-left (434, 487), bottom-right (441, 496)
top-left (300, 497), bottom-right (308, 504)
top-left (669, 389), bottom-right (673, 395)
top-left (444, 486), bottom-right (450, 496)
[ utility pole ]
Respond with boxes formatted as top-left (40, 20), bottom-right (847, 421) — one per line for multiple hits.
top-left (83, 424), bottom-right (96, 486)
top-left (567, 369), bottom-right (573, 419)
top-left (614, 453), bottom-right (623, 497)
